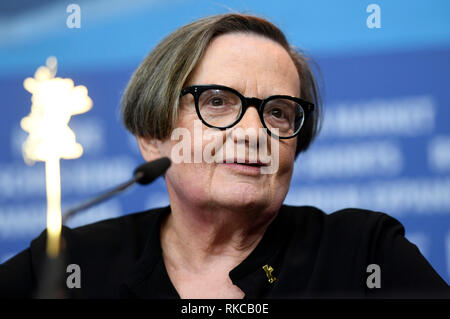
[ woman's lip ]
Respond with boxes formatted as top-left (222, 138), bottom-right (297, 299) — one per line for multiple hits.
top-left (222, 160), bottom-right (268, 166)
top-left (219, 162), bottom-right (263, 175)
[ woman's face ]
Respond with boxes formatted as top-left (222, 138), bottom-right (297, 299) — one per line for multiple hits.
top-left (141, 33), bottom-right (300, 213)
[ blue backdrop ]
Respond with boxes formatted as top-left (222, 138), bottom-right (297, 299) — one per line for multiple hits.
top-left (1, 0), bottom-right (449, 285)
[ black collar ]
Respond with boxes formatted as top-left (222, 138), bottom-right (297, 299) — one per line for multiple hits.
top-left (120, 205), bottom-right (314, 299)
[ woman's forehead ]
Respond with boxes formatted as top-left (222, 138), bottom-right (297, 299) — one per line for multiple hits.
top-left (187, 33), bottom-right (300, 97)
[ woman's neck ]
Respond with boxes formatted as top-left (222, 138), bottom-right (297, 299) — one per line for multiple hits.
top-left (160, 200), bottom-right (277, 273)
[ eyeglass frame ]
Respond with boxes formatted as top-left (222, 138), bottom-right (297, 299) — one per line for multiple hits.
top-left (180, 84), bottom-right (314, 139)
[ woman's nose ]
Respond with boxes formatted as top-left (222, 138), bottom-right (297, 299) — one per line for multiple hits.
top-left (237, 106), bottom-right (264, 131)
top-left (231, 106), bottom-right (267, 156)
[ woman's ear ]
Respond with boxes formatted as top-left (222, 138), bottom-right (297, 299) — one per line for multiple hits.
top-left (136, 136), bottom-right (163, 162)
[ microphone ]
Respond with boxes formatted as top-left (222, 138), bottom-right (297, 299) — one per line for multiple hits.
top-left (62, 157), bottom-right (171, 224)
top-left (133, 157), bottom-right (171, 185)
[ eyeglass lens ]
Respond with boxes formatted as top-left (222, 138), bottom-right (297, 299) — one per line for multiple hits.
top-left (197, 88), bottom-right (304, 137)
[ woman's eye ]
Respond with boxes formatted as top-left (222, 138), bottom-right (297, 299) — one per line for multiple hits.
top-left (270, 108), bottom-right (285, 119)
top-left (210, 97), bottom-right (224, 106)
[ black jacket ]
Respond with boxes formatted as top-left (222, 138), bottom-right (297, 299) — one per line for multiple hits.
top-left (0, 205), bottom-right (448, 298)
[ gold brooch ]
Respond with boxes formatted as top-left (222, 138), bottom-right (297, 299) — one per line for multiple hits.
top-left (262, 264), bottom-right (277, 284)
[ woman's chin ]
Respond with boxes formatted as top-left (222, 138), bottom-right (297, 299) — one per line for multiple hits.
top-left (211, 186), bottom-right (270, 211)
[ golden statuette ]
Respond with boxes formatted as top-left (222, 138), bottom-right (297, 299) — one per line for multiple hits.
top-left (21, 57), bottom-right (92, 258)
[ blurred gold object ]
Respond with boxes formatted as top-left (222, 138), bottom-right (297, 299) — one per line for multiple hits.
top-left (262, 264), bottom-right (277, 284)
top-left (21, 57), bottom-right (92, 257)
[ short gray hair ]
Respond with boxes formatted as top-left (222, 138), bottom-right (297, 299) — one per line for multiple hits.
top-left (121, 13), bottom-right (322, 156)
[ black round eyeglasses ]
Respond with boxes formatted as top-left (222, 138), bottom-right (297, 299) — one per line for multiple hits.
top-left (180, 84), bottom-right (314, 139)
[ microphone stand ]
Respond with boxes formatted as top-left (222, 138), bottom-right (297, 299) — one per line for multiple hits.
top-left (62, 171), bottom-right (143, 224)
top-left (35, 157), bottom-right (170, 298)
top-left (35, 173), bottom-right (143, 299)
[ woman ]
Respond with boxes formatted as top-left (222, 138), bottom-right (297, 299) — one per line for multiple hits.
top-left (1, 13), bottom-right (448, 299)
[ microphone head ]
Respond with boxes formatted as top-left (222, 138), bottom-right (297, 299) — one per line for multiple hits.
top-left (133, 157), bottom-right (171, 185)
